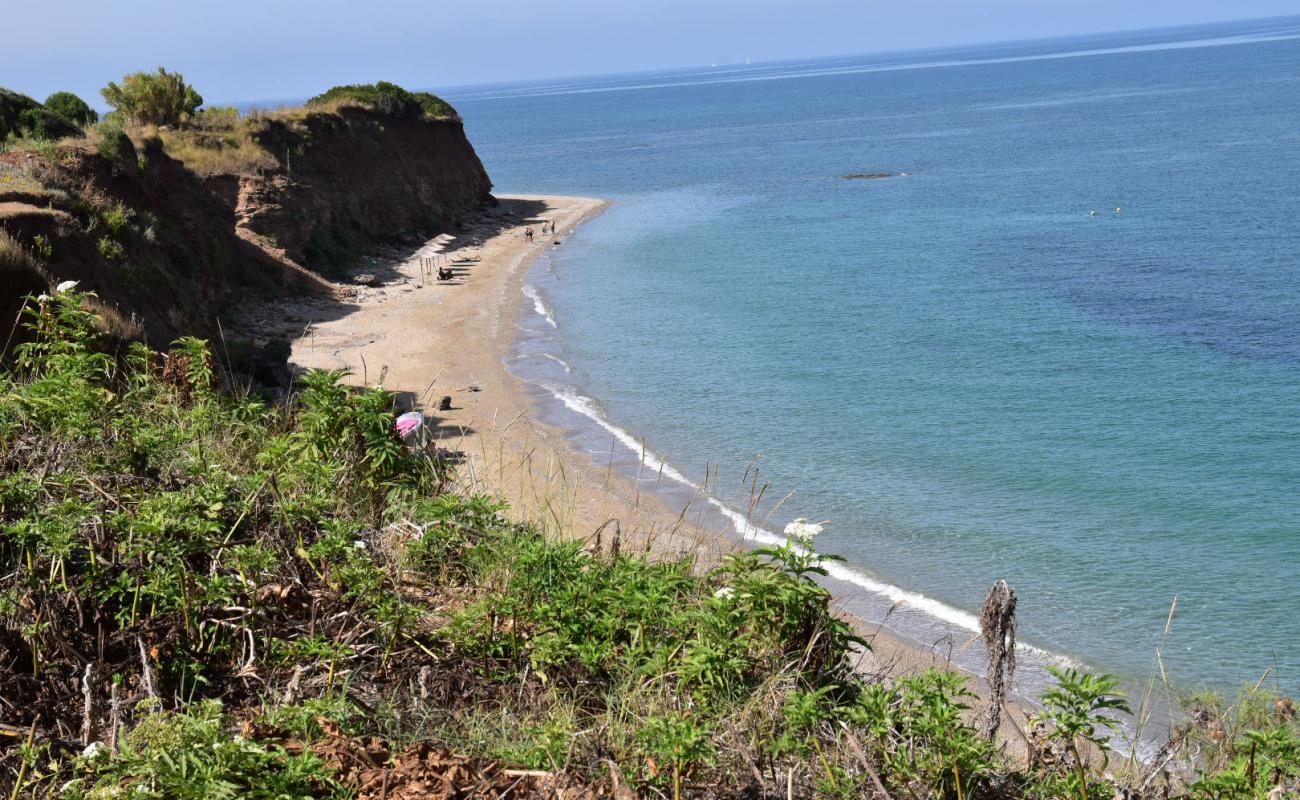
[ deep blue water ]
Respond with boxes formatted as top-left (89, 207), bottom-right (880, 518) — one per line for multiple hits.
top-left (444, 17), bottom-right (1300, 695)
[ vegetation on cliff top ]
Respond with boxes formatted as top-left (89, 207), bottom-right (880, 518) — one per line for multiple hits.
top-left (3, 71), bottom-right (460, 178)
top-left (100, 67), bottom-right (204, 127)
top-left (307, 81), bottom-right (459, 121)
top-left (41, 93), bottom-right (98, 127)
top-left (1, 291), bottom-right (1296, 798)
top-left (0, 89), bottom-right (84, 143)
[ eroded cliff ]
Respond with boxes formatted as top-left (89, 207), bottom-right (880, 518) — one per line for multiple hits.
top-left (0, 96), bottom-right (494, 354)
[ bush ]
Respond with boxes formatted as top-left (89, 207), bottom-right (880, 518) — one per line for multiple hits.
top-left (0, 87), bottom-right (82, 141)
top-left (100, 67), bottom-right (203, 126)
top-left (62, 701), bottom-right (347, 800)
top-left (307, 81), bottom-right (457, 119)
top-left (43, 91), bottom-right (98, 126)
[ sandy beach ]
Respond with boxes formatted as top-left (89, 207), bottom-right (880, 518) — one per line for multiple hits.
top-left (233, 193), bottom-right (1025, 715)
top-left (248, 196), bottom-right (716, 551)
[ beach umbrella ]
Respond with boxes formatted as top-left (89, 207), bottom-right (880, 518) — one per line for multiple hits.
top-left (395, 411), bottom-right (424, 439)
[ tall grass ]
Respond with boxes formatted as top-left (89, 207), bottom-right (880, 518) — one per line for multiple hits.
top-left (124, 107), bottom-right (278, 177)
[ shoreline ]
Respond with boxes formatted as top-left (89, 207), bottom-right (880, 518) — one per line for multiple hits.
top-left (234, 194), bottom-right (1068, 748)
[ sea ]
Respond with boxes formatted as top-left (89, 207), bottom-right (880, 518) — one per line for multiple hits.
top-left (443, 15), bottom-right (1300, 706)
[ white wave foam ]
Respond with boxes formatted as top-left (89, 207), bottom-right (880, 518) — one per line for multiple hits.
top-left (522, 284), bottom-right (557, 328)
top-left (536, 382), bottom-right (697, 487)
top-left (538, 353), bottom-right (573, 372)
top-left (531, 378), bottom-right (1075, 668)
top-left (716, 499), bottom-right (1074, 665)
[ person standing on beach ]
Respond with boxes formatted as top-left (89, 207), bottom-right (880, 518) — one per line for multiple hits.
top-left (525, 227), bottom-right (533, 243)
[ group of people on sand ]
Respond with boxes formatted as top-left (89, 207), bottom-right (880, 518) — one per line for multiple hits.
top-left (523, 220), bottom-right (557, 243)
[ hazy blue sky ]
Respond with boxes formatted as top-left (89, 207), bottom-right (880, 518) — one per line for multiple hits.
top-left (4, 1), bottom-right (1297, 106)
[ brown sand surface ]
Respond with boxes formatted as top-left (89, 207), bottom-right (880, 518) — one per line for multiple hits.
top-left (232, 195), bottom-right (1033, 742)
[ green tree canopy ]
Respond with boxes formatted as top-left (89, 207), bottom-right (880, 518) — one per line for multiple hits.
top-left (43, 91), bottom-right (98, 126)
top-left (100, 67), bottom-right (203, 126)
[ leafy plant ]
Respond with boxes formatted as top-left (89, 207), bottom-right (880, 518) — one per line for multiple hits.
top-left (101, 67), bottom-right (204, 126)
top-left (62, 701), bottom-right (347, 800)
top-left (1035, 666), bottom-right (1131, 800)
top-left (635, 712), bottom-right (715, 800)
top-left (97, 235), bottom-right (125, 262)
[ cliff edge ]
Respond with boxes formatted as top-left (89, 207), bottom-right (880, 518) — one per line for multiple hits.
top-left (0, 86), bottom-right (494, 352)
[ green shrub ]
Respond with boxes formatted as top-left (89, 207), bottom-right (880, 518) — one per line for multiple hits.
top-left (0, 87), bottom-right (82, 140)
top-left (44, 91), bottom-right (98, 126)
top-left (95, 122), bottom-right (137, 168)
top-left (101, 67), bottom-right (204, 126)
top-left (1033, 666), bottom-right (1130, 800)
top-left (308, 80), bottom-right (457, 120)
top-left (62, 701), bottom-right (347, 800)
top-left (97, 236), bottom-right (125, 262)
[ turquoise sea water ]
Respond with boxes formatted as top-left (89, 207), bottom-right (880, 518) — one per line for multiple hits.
top-left (445, 17), bottom-right (1300, 696)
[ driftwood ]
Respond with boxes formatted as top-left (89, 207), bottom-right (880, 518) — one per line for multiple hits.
top-left (980, 579), bottom-right (1017, 742)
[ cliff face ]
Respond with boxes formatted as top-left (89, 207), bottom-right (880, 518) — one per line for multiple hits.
top-left (232, 107), bottom-right (494, 275)
top-left (0, 104), bottom-right (494, 352)
top-left (0, 139), bottom-right (329, 350)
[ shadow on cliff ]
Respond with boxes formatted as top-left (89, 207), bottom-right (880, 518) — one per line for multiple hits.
top-left (252, 197), bottom-right (554, 346)
top-left (256, 198), bottom-right (555, 426)
top-left (437, 197), bottom-right (550, 256)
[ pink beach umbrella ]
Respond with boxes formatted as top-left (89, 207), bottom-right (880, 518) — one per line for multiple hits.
top-left (395, 411), bottom-right (424, 438)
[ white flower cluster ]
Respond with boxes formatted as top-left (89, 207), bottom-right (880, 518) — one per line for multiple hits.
top-left (713, 586), bottom-right (735, 601)
top-left (783, 518), bottom-right (824, 546)
top-left (38, 280), bottom-right (80, 305)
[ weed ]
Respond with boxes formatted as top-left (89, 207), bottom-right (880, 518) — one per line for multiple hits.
top-left (61, 701), bottom-right (348, 800)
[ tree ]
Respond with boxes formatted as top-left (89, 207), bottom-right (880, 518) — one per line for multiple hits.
top-left (100, 67), bottom-right (203, 126)
top-left (44, 91), bottom-right (98, 126)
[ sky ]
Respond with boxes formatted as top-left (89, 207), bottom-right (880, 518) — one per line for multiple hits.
top-left (4, 0), bottom-right (1298, 107)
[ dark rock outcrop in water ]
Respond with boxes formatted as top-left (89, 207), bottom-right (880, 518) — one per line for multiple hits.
top-left (840, 172), bottom-right (899, 180)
